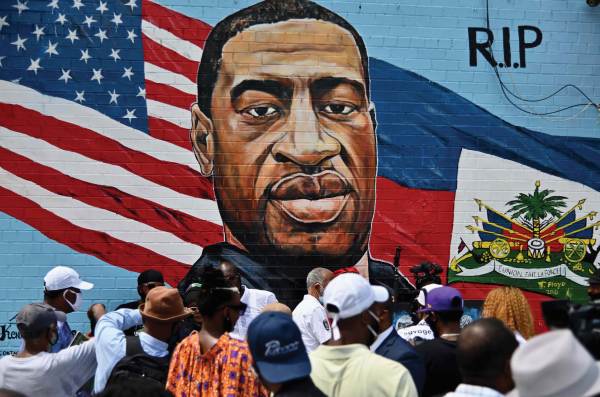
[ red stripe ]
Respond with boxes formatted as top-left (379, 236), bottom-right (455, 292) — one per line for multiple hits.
top-left (0, 147), bottom-right (223, 248)
top-left (143, 34), bottom-right (199, 83)
top-left (0, 186), bottom-right (191, 286)
top-left (0, 103), bottom-right (215, 201)
top-left (370, 177), bottom-right (455, 276)
top-left (148, 117), bottom-right (192, 151)
top-left (145, 80), bottom-right (196, 111)
top-left (370, 178), bottom-right (550, 333)
top-left (142, 0), bottom-right (211, 49)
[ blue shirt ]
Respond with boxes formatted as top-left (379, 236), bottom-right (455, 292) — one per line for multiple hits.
top-left (51, 320), bottom-right (73, 353)
top-left (93, 309), bottom-right (169, 393)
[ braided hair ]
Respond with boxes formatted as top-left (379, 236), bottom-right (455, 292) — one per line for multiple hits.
top-left (188, 266), bottom-right (238, 318)
top-left (482, 286), bottom-right (535, 339)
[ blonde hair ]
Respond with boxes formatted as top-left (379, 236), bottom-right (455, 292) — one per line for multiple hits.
top-left (482, 286), bottom-right (535, 339)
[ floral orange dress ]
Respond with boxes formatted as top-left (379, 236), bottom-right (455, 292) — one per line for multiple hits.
top-left (166, 332), bottom-right (267, 397)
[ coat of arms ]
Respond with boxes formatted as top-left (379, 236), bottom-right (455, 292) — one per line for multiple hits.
top-left (448, 181), bottom-right (600, 301)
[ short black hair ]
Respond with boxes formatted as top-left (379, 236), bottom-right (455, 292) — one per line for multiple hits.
top-left (197, 0), bottom-right (371, 119)
top-left (457, 318), bottom-right (518, 381)
top-left (437, 310), bottom-right (464, 323)
top-left (43, 288), bottom-right (67, 300)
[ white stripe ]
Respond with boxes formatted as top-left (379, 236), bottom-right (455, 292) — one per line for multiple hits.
top-left (0, 166), bottom-right (202, 264)
top-left (144, 62), bottom-right (197, 95)
top-left (0, 80), bottom-right (197, 169)
top-left (147, 99), bottom-right (191, 128)
top-left (142, 19), bottom-right (203, 62)
top-left (0, 126), bottom-right (223, 226)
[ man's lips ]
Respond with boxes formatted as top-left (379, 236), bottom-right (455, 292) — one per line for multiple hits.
top-left (268, 171), bottom-right (351, 224)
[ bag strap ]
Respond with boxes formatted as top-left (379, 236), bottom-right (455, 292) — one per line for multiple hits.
top-left (125, 335), bottom-right (145, 356)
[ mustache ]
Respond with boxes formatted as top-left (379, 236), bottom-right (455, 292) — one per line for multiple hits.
top-left (269, 170), bottom-right (351, 200)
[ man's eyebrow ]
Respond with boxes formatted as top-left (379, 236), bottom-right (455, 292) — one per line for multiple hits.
top-left (311, 77), bottom-right (366, 98)
top-left (230, 79), bottom-right (291, 102)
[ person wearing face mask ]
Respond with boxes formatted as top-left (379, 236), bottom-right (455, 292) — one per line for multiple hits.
top-left (370, 289), bottom-right (425, 396)
top-left (414, 286), bottom-right (464, 397)
top-left (42, 266), bottom-right (95, 352)
top-left (166, 266), bottom-right (267, 397)
top-left (292, 268), bottom-right (334, 353)
top-left (0, 303), bottom-right (97, 397)
top-left (309, 273), bottom-right (417, 397)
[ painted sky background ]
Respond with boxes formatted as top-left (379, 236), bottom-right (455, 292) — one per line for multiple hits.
top-left (157, 0), bottom-right (600, 138)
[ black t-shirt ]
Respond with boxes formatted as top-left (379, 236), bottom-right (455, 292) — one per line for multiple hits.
top-left (415, 338), bottom-right (461, 397)
top-left (275, 377), bottom-right (326, 397)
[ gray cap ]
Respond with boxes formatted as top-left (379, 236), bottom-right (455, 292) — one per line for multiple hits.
top-left (16, 303), bottom-right (66, 337)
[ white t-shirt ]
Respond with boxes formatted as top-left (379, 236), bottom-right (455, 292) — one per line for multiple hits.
top-left (0, 339), bottom-right (96, 397)
top-left (231, 286), bottom-right (277, 340)
top-left (397, 319), bottom-right (435, 342)
top-left (293, 294), bottom-right (331, 352)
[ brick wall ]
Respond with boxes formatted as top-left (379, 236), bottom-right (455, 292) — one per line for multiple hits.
top-left (0, 0), bottom-right (598, 353)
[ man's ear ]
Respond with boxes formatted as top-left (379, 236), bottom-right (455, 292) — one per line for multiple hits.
top-left (190, 103), bottom-right (215, 177)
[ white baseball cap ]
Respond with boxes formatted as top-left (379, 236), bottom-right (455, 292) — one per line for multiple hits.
top-left (416, 283), bottom-right (442, 306)
top-left (324, 273), bottom-right (389, 319)
top-left (44, 266), bottom-right (94, 291)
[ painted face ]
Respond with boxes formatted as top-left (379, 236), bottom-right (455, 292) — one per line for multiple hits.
top-left (194, 20), bottom-right (377, 267)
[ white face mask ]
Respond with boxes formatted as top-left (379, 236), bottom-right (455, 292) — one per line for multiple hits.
top-left (64, 290), bottom-right (82, 311)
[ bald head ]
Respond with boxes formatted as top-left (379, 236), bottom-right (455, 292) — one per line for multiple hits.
top-left (261, 302), bottom-right (292, 316)
top-left (457, 318), bottom-right (518, 393)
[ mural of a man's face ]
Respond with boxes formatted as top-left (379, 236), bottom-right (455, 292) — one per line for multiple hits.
top-left (192, 19), bottom-right (376, 266)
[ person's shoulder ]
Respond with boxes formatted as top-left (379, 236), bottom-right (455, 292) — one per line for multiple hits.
top-left (365, 351), bottom-right (411, 375)
top-left (116, 300), bottom-right (139, 310)
top-left (248, 288), bottom-right (276, 299)
top-left (294, 296), bottom-right (321, 313)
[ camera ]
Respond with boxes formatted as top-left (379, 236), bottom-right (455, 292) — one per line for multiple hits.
top-left (588, 0), bottom-right (600, 7)
top-left (542, 300), bottom-right (600, 359)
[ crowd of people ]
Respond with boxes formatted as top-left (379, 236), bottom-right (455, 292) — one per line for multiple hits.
top-left (0, 261), bottom-right (599, 397)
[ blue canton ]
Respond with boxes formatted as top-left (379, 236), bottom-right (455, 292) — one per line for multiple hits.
top-left (0, 0), bottom-right (148, 132)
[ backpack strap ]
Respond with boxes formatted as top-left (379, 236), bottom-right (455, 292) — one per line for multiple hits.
top-left (125, 335), bottom-right (145, 356)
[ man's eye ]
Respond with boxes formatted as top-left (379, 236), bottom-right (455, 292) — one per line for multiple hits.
top-left (246, 106), bottom-right (279, 118)
top-left (322, 103), bottom-right (356, 115)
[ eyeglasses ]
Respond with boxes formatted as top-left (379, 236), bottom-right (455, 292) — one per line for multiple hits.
top-left (225, 302), bottom-right (247, 315)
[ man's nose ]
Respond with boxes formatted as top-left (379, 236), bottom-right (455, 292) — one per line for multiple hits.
top-left (271, 96), bottom-right (341, 169)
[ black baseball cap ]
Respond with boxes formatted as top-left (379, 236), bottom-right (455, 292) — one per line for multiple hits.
top-left (137, 269), bottom-right (164, 285)
top-left (247, 311), bottom-right (311, 384)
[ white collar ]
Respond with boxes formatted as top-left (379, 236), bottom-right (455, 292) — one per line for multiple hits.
top-left (370, 325), bottom-right (394, 352)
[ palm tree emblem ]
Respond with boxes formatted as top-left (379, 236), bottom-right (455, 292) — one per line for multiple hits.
top-left (506, 180), bottom-right (567, 239)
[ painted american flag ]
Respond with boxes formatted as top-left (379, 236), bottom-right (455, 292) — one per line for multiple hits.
top-left (0, 0), bottom-right (223, 285)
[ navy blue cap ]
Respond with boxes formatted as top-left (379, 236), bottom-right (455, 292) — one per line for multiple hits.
top-left (247, 311), bottom-right (311, 384)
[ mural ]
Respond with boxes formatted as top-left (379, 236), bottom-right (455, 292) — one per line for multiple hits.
top-left (0, 0), bottom-right (599, 352)
top-left (187, 0), bottom-right (413, 304)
